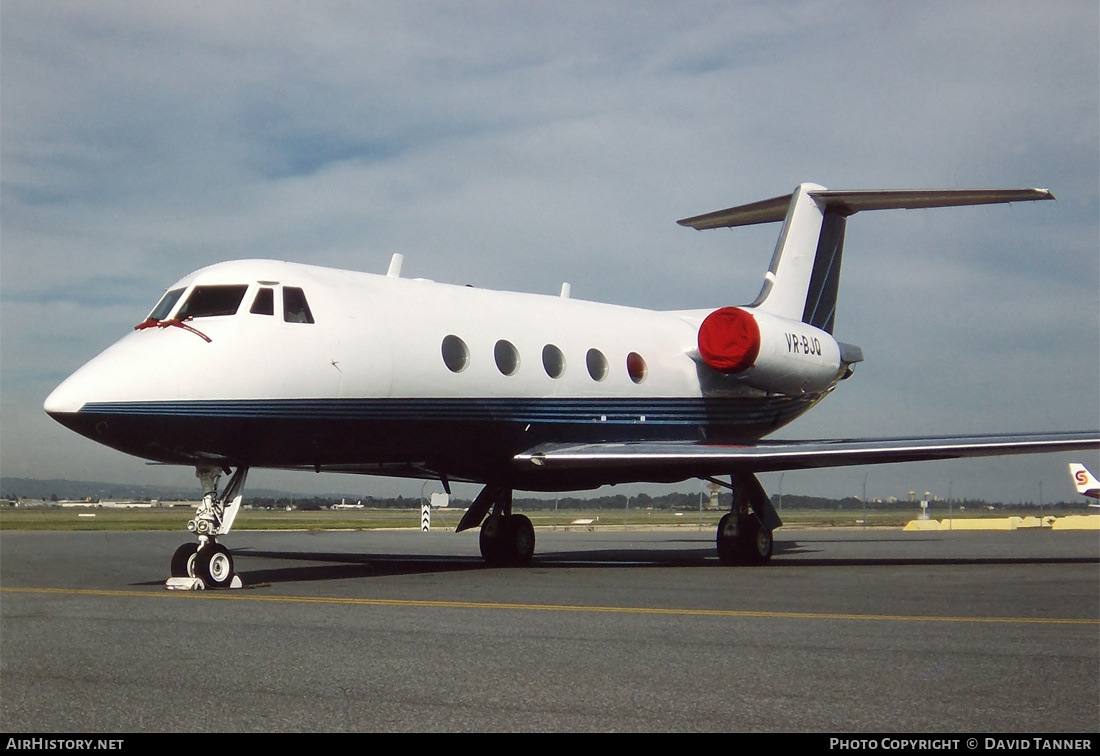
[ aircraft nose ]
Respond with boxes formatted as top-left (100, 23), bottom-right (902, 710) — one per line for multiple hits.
top-left (44, 330), bottom-right (148, 420)
top-left (43, 341), bottom-right (126, 419)
top-left (44, 371), bottom-right (90, 417)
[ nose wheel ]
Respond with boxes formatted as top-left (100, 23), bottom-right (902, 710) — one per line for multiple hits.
top-left (168, 539), bottom-right (241, 588)
top-left (193, 542), bottom-right (235, 588)
top-left (170, 542), bottom-right (199, 577)
top-left (165, 465), bottom-right (248, 590)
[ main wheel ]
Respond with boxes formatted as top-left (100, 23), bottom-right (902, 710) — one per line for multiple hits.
top-left (480, 514), bottom-right (536, 566)
top-left (170, 542), bottom-right (199, 578)
top-left (740, 516), bottom-right (774, 565)
top-left (716, 513), bottom-right (742, 565)
top-left (506, 514), bottom-right (535, 566)
top-left (480, 514), bottom-right (507, 566)
top-left (193, 543), bottom-right (235, 588)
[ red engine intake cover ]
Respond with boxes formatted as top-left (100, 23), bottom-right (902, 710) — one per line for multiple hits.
top-left (697, 307), bottom-right (761, 373)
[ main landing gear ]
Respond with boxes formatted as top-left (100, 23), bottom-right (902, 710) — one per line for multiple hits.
top-left (714, 472), bottom-right (781, 566)
top-left (166, 465), bottom-right (249, 589)
top-left (716, 511), bottom-right (773, 565)
top-left (456, 484), bottom-right (535, 566)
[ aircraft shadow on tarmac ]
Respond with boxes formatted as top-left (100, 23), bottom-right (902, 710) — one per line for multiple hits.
top-left (135, 541), bottom-right (1098, 588)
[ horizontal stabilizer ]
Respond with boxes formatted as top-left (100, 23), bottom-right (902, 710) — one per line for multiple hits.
top-left (678, 188), bottom-right (1055, 230)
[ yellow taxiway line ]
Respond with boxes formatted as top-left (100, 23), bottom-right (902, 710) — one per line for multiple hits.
top-left (3, 586), bottom-right (1097, 625)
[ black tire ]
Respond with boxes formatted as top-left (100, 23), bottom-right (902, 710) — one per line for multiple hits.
top-left (170, 542), bottom-right (199, 577)
top-left (193, 543), bottom-right (235, 588)
top-left (716, 513), bottom-right (742, 565)
top-left (740, 516), bottom-right (774, 565)
top-left (507, 514), bottom-right (535, 566)
top-left (480, 514), bottom-right (507, 566)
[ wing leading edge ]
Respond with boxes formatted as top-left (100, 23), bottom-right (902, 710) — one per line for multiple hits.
top-left (515, 431), bottom-right (1100, 475)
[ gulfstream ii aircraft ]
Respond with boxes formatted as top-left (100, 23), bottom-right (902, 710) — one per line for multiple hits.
top-left (44, 182), bottom-right (1099, 587)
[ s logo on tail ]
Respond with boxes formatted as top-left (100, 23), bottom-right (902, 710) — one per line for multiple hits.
top-left (1069, 463), bottom-right (1100, 500)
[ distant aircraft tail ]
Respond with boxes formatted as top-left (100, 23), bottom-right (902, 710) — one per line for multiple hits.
top-left (678, 184), bottom-right (1054, 334)
top-left (1069, 463), bottom-right (1100, 500)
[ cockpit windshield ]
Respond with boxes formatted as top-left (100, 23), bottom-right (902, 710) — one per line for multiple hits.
top-left (148, 288), bottom-right (185, 321)
top-left (176, 285), bottom-right (249, 319)
top-left (142, 282), bottom-right (313, 327)
top-left (283, 287), bottom-right (314, 324)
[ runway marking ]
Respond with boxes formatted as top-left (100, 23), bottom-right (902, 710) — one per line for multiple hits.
top-left (3, 587), bottom-right (1098, 625)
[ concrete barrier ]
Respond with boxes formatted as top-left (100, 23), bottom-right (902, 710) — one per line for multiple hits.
top-left (943, 517), bottom-right (1020, 530)
top-left (905, 514), bottom-right (1100, 531)
top-left (903, 519), bottom-right (944, 531)
top-left (1050, 515), bottom-right (1100, 530)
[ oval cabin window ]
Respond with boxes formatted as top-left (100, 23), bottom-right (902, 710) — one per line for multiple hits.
top-left (494, 339), bottom-right (520, 376)
top-left (586, 348), bottom-right (608, 382)
top-left (542, 344), bottom-right (566, 379)
top-left (627, 352), bottom-right (648, 384)
top-left (441, 335), bottom-right (470, 373)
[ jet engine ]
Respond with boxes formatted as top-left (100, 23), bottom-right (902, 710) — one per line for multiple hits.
top-left (697, 306), bottom-right (847, 394)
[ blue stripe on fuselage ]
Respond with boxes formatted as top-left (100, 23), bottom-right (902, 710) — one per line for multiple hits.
top-left (79, 396), bottom-right (816, 427)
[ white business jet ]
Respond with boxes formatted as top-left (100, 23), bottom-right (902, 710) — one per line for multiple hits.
top-left (44, 183), bottom-right (1099, 587)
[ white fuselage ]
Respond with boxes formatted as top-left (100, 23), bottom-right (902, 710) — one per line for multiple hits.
top-left (45, 259), bottom-right (846, 490)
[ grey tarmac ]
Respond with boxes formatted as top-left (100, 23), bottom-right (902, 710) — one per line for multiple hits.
top-left (1, 527), bottom-right (1097, 732)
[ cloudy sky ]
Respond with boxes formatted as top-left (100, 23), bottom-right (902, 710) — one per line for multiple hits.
top-left (2, 1), bottom-right (1097, 504)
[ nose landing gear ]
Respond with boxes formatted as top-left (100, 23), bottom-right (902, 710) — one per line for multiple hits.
top-left (165, 466), bottom-right (248, 590)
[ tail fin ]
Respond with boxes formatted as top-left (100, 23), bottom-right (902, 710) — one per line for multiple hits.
top-left (1069, 463), bottom-right (1100, 499)
top-left (678, 184), bottom-right (1054, 334)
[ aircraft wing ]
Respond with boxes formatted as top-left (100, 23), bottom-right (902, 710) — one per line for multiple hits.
top-left (514, 431), bottom-right (1100, 474)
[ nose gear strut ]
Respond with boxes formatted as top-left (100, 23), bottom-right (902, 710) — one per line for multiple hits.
top-left (189, 465), bottom-right (248, 538)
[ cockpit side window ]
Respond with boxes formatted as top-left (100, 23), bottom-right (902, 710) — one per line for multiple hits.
top-left (250, 288), bottom-right (275, 316)
top-left (148, 288), bottom-right (185, 321)
top-left (283, 287), bottom-right (314, 324)
top-left (176, 285), bottom-right (249, 319)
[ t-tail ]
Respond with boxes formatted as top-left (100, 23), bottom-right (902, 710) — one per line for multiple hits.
top-left (679, 183), bottom-right (1056, 335)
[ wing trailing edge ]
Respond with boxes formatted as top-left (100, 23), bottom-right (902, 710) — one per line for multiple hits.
top-left (515, 431), bottom-right (1099, 475)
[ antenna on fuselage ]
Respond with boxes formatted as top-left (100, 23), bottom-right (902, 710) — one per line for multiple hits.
top-left (387, 253), bottom-right (404, 278)
top-left (560, 282), bottom-right (571, 299)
